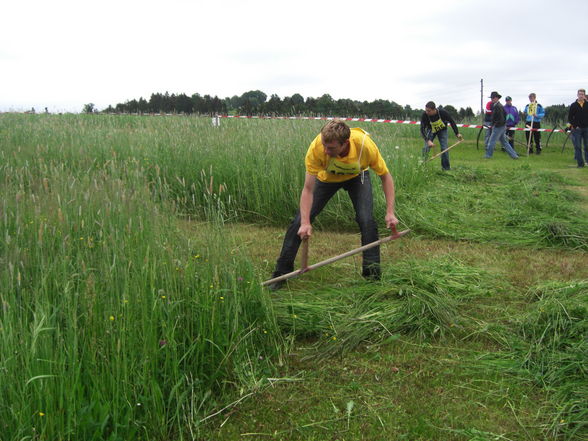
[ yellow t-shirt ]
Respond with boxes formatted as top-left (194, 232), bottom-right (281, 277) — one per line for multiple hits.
top-left (304, 128), bottom-right (389, 183)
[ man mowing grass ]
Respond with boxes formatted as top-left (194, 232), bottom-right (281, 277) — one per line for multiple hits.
top-left (268, 120), bottom-right (399, 291)
top-left (420, 101), bottom-right (463, 171)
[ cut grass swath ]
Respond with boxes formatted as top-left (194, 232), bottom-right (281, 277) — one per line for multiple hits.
top-left (274, 257), bottom-right (499, 359)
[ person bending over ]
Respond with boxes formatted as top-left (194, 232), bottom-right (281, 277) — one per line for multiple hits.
top-left (269, 120), bottom-right (398, 290)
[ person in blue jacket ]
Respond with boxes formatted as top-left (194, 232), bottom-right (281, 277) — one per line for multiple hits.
top-left (504, 96), bottom-right (520, 150)
top-left (523, 93), bottom-right (545, 154)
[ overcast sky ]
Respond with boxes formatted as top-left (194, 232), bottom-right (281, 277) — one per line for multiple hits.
top-left (1, 0), bottom-right (586, 114)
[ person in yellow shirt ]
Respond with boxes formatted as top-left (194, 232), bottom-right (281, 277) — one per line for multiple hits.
top-left (268, 120), bottom-right (399, 290)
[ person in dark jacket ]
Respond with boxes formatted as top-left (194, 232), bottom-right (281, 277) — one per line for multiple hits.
top-left (483, 100), bottom-right (494, 149)
top-left (484, 91), bottom-right (519, 159)
top-left (420, 101), bottom-right (463, 170)
top-left (567, 88), bottom-right (588, 168)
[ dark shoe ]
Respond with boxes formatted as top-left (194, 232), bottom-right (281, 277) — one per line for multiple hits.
top-left (536, 149), bottom-right (541, 155)
top-left (267, 280), bottom-right (285, 291)
top-left (267, 271), bottom-right (287, 291)
top-left (578, 164), bottom-right (585, 168)
top-left (442, 167), bottom-right (451, 171)
top-left (362, 266), bottom-right (381, 281)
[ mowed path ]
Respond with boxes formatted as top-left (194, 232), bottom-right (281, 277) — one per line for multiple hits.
top-left (197, 154), bottom-right (588, 440)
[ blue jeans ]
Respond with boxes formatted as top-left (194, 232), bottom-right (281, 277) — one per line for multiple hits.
top-left (274, 172), bottom-right (380, 278)
top-left (572, 127), bottom-right (588, 167)
top-left (484, 125), bottom-right (493, 148)
top-left (422, 129), bottom-right (450, 170)
top-left (486, 125), bottom-right (519, 158)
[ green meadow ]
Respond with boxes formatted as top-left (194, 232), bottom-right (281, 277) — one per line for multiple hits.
top-left (1, 113), bottom-right (586, 441)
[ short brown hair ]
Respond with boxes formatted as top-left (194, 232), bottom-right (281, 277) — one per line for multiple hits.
top-left (425, 101), bottom-right (436, 110)
top-left (321, 120), bottom-right (350, 144)
top-left (579, 89), bottom-right (586, 94)
top-left (529, 93), bottom-right (536, 99)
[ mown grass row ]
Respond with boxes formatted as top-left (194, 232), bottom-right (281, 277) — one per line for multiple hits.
top-left (275, 258), bottom-right (494, 345)
top-left (272, 259), bottom-right (587, 440)
top-left (494, 281), bottom-right (587, 439)
top-left (401, 166), bottom-right (588, 250)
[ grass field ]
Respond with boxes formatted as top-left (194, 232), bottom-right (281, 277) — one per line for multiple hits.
top-left (1, 113), bottom-right (586, 441)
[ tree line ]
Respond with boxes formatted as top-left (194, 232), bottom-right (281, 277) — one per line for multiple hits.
top-left (96, 90), bottom-right (569, 125)
top-left (100, 90), bottom-right (477, 122)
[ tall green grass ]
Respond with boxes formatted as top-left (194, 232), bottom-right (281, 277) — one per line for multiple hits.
top-left (0, 113), bottom-right (432, 227)
top-left (0, 118), bottom-right (283, 440)
top-left (1, 110), bottom-right (583, 285)
top-left (6, 113), bottom-right (582, 251)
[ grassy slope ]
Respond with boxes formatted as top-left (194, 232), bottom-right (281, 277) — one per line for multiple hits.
top-left (197, 141), bottom-right (588, 441)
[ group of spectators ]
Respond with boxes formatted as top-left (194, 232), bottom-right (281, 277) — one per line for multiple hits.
top-left (421, 89), bottom-right (588, 169)
top-left (484, 92), bottom-right (545, 158)
top-left (483, 92), bottom-right (545, 156)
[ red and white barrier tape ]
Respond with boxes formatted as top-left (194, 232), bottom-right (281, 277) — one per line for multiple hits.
top-left (219, 115), bottom-right (566, 133)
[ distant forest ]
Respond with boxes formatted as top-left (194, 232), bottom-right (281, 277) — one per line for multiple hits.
top-left (100, 90), bottom-right (472, 122)
top-left (97, 90), bottom-right (570, 124)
